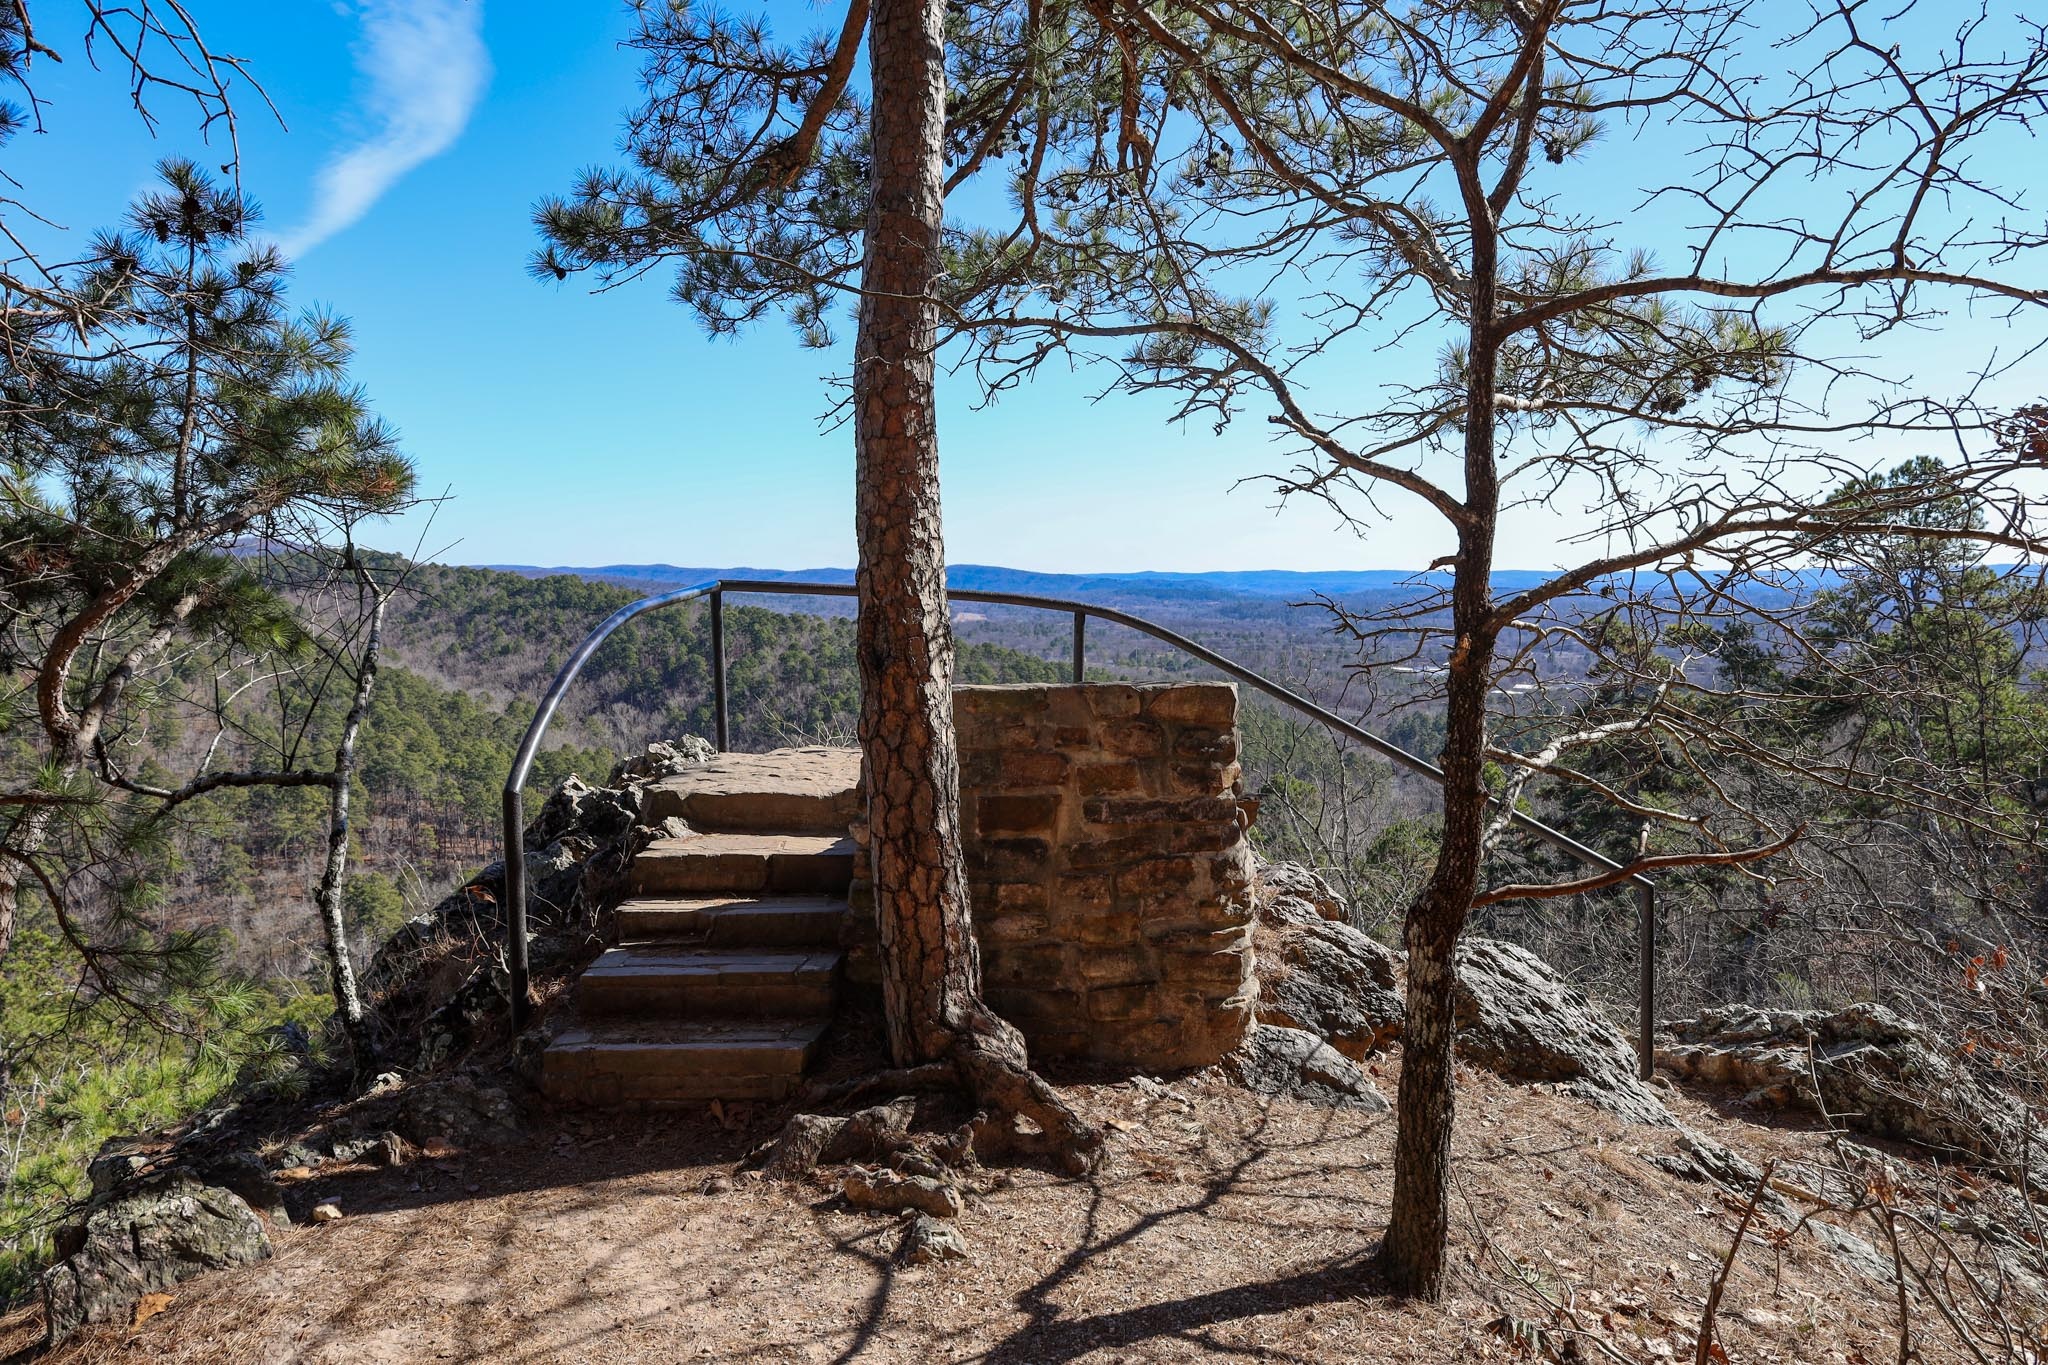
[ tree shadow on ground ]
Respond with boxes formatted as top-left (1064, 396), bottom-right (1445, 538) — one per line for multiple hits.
top-left (9, 1058), bottom-right (1400, 1364)
top-left (820, 1099), bottom-right (1392, 1365)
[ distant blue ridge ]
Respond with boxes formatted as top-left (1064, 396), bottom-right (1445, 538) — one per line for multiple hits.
top-left (478, 561), bottom-right (1858, 601)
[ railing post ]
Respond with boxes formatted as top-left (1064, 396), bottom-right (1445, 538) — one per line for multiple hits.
top-left (504, 785), bottom-right (531, 1032)
top-left (1072, 611), bottom-right (1086, 683)
top-left (1637, 882), bottom-right (1656, 1080)
top-left (711, 587), bottom-right (728, 752)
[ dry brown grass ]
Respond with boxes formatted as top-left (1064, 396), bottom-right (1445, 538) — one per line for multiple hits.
top-left (0, 1064), bottom-right (2006, 1364)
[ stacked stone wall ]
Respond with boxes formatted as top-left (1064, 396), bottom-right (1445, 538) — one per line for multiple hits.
top-left (847, 682), bottom-right (1256, 1071)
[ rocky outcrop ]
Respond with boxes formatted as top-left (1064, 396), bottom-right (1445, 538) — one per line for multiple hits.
top-left (398, 1072), bottom-right (524, 1151)
top-left (1255, 913), bottom-right (1404, 1060)
top-left (366, 739), bottom-right (716, 1066)
top-left (1225, 1024), bottom-right (1390, 1111)
top-left (1452, 939), bottom-right (1670, 1126)
top-left (1248, 861), bottom-right (1669, 1125)
top-left (1659, 1002), bottom-right (2047, 1171)
top-left (1256, 862), bottom-right (1347, 923)
top-left (41, 1172), bottom-right (272, 1343)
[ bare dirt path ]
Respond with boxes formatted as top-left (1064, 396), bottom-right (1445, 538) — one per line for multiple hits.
top-left (2, 1068), bottom-right (1945, 1363)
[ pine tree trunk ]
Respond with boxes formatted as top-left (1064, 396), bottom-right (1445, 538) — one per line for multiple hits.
top-left (1379, 656), bottom-right (1490, 1297)
top-left (851, 0), bottom-right (1098, 1170)
top-left (855, 0), bottom-right (978, 1069)
top-left (1380, 208), bottom-right (1503, 1299)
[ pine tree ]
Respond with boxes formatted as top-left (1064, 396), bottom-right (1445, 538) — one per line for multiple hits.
top-left (0, 161), bottom-right (413, 1002)
top-left (538, 0), bottom-right (1100, 1166)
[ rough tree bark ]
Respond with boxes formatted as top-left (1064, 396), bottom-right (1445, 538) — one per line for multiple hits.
top-left (1378, 208), bottom-right (1503, 1300)
top-left (853, 0), bottom-right (1097, 1171)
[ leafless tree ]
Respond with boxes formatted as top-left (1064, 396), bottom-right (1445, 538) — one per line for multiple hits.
top-left (915, 0), bottom-right (2048, 1298)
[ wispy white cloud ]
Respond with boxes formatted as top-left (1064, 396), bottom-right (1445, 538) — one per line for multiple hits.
top-left (279, 0), bottom-right (491, 257)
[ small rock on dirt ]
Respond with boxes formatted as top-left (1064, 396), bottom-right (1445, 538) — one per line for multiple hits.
top-left (900, 1214), bottom-right (970, 1265)
top-left (310, 1203), bottom-right (344, 1224)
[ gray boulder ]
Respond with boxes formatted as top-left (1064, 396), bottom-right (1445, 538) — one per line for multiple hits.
top-left (1225, 1024), bottom-right (1390, 1111)
top-left (1250, 865), bottom-right (1668, 1126)
top-left (41, 1172), bottom-right (271, 1343)
top-left (526, 774), bottom-right (644, 848)
top-left (1659, 1002), bottom-right (2045, 1170)
top-left (1255, 861), bottom-right (1346, 922)
top-left (1452, 938), bottom-right (1671, 1126)
top-left (1256, 916), bottom-right (1404, 1060)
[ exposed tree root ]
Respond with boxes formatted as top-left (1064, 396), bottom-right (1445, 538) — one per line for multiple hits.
top-left (787, 1009), bottom-right (1101, 1176)
top-left (949, 1004), bottom-right (1102, 1175)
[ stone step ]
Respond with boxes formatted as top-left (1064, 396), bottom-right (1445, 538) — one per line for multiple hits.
top-left (541, 1018), bottom-right (829, 1104)
top-left (644, 747), bottom-right (861, 835)
top-left (617, 894), bottom-right (847, 947)
top-left (628, 832), bottom-right (856, 896)
top-left (576, 945), bottom-right (842, 1017)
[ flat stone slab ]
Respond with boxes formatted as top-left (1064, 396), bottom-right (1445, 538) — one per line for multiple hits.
top-left (643, 747), bottom-right (861, 834)
top-left (617, 894), bottom-right (847, 947)
top-left (630, 832), bottom-right (857, 895)
top-left (578, 945), bottom-right (843, 1017)
top-left (542, 1018), bottom-right (829, 1104)
top-left (585, 946), bottom-right (843, 982)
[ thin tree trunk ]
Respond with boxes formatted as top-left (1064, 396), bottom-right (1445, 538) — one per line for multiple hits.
top-left (853, 0), bottom-right (1098, 1171)
top-left (1380, 202), bottom-right (1503, 1300)
top-left (0, 806), bottom-right (57, 962)
top-left (312, 561), bottom-right (386, 1068)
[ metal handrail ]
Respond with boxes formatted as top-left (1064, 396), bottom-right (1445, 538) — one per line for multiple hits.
top-left (502, 577), bottom-right (1660, 1077)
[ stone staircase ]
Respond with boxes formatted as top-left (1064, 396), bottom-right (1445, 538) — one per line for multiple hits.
top-left (540, 748), bottom-right (861, 1105)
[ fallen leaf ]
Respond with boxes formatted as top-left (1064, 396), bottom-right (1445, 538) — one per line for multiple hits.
top-left (131, 1292), bottom-right (173, 1328)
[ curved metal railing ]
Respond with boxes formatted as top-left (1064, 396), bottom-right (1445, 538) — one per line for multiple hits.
top-left (501, 578), bottom-right (1660, 1076)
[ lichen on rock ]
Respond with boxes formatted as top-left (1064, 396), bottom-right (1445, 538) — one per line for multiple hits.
top-left (40, 1172), bottom-right (272, 1344)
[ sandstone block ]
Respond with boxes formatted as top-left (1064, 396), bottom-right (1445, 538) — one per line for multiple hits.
top-left (1055, 874), bottom-right (1114, 910)
top-left (978, 793), bottom-right (1061, 834)
top-left (975, 837), bottom-right (1052, 878)
top-left (984, 987), bottom-right (1085, 1032)
top-left (1102, 719), bottom-right (1165, 758)
top-left (1173, 727), bottom-right (1239, 764)
top-left (983, 944), bottom-right (1068, 987)
top-left (1086, 984), bottom-right (1161, 1021)
top-left (1141, 683), bottom-right (1237, 726)
top-left (1000, 751), bottom-right (1070, 785)
top-left (1078, 949), bottom-right (1156, 986)
top-left (1076, 761), bottom-right (1142, 796)
top-left (959, 685), bottom-right (1050, 717)
top-left (979, 912), bottom-right (1051, 943)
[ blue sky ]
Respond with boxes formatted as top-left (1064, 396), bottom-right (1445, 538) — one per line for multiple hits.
top-left (9, 1), bottom-right (2043, 574)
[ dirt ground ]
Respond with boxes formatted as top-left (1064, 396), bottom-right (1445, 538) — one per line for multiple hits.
top-left (1, 1057), bottom-right (1993, 1365)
